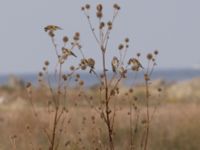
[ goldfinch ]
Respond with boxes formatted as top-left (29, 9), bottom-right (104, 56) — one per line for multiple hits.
top-left (44, 25), bottom-right (62, 32)
top-left (128, 58), bottom-right (143, 71)
top-left (62, 47), bottom-right (77, 58)
top-left (87, 58), bottom-right (95, 73)
top-left (111, 56), bottom-right (119, 73)
top-left (118, 66), bottom-right (127, 78)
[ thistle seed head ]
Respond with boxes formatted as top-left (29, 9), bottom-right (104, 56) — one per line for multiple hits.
top-left (147, 53), bottom-right (153, 60)
top-left (96, 4), bottom-right (103, 12)
top-left (85, 4), bottom-right (90, 9)
top-left (63, 36), bottom-right (69, 43)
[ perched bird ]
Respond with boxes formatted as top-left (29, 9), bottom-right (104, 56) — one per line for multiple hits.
top-left (111, 56), bottom-right (119, 73)
top-left (118, 66), bottom-right (127, 78)
top-left (87, 58), bottom-right (95, 73)
top-left (128, 58), bottom-right (143, 71)
top-left (80, 58), bottom-right (88, 70)
top-left (44, 25), bottom-right (62, 32)
top-left (62, 47), bottom-right (77, 58)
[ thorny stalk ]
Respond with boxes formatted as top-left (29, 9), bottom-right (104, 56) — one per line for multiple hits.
top-left (142, 52), bottom-right (158, 150)
top-left (82, 4), bottom-right (121, 150)
top-left (143, 79), bottom-right (150, 150)
top-left (26, 25), bottom-right (81, 150)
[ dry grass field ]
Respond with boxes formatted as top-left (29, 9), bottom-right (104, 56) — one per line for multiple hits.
top-left (0, 82), bottom-right (200, 150)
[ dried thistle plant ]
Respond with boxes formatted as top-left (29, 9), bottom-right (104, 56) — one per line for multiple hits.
top-left (25, 25), bottom-right (84, 150)
top-left (81, 3), bottom-right (159, 150)
top-left (21, 3), bottom-right (160, 150)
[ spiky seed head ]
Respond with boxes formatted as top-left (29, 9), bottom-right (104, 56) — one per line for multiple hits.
top-left (44, 60), bottom-right (49, 66)
top-left (99, 22), bottom-right (105, 29)
top-left (70, 66), bottom-right (75, 71)
top-left (48, 31), bottom-right (55, 37)
top-left (42, 67), bottom-right (46, 71)
top-left (63, 36), bottom-right (69, 43)
top-left (96, 4), bottom-right (103, 12)
top-left (125, 38), bottom-right (129, 43)
top-left (154, 50), bottom-right (159, 55)
top-left (107, 21), bottom-right (112, 30)
top-left (81, 6), bottom-right (85, 11)
top-left (38, 72), bottom-right (43, 77)
top-left (113, 4), bottom-right (120, 10)
top-left (96, 12), bottom-right (103, 18)
top-left (75, 32), bottom-right (80, 37)
top-left (137, 53), bottom-right (141, 57)
top-left (73, 32), bottom-right (80, 41)
top-left (118, 44), bottom-right (124, 50)
top-left (85, 4), bottom-right (90, 9)
top-left (147, 53), bottom-right (153, 60)
top-left (62, 74), bottom-right (67, 81)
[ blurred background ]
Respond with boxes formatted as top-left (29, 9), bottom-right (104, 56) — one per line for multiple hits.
top-left (0, 1), bottom-right (200, 150)
top-left (1, 0), bottom-right (200, 74)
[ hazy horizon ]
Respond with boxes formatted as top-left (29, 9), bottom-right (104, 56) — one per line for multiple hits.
top-left (1, 0), bottom-right (200, 74)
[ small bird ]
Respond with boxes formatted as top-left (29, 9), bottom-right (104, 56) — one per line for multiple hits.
top-left (87, 58), bottom-right (95, 73)
top-left (128, 58), bottom-right (143, 71)
top-left (118, 66), bottom-right (127, 78)
top-left (111, 56), bottom-right (119, 73)
top-left (80, 58), bottom-right (88, 70)
top-left (44, 25), bottom-right (62, 32)
top-left (62, 47), bottom-right (77, 58)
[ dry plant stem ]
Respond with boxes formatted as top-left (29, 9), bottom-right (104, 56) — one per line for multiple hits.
top-left (50, 107), bottom-right (59, 150)
top-left (102, 14), bottom-right (119, 150)
top-left (102, 51), bottom-right (114, 150)
top-left (49, 64), bottom-right (64, 150)
top-left (51, 37), bottom-right (59, 57)
top-left (143, 60), bottom-right (157, 150)
top-left (129, 99), bottom-right (133, 150)
top-left (55, 116), bottom-right (66, 150)
top-left (83, 6), bottom-right (120, 150)
top-left (144, 80), bottom-right (150, 150)
top-left (84, 13), bottom-right (100, 46)
top-left (49, 38), bottom-right (64, 150)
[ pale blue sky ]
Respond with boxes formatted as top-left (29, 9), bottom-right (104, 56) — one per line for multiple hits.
top-left (0, 0), bottom-right (200, 74)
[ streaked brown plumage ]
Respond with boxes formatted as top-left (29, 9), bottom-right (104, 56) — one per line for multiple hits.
top-left (87, 58), bottom-right (95, 73)
top-left (62, 47), bottom-right (77, 58)
top-left (128, 58), bottom-right (143, 71)
top-left (118, 66), bottom-right (127, 78)
top-left (44, 25), bottom-right (62, 32)
top-left (111, 56), bottom-right (119, 73)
